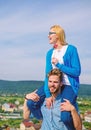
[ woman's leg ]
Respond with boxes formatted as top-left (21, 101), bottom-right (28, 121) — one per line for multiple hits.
top-left (61, 86), bottom-right (77, 126)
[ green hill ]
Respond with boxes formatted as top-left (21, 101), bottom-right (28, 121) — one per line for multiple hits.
top-left (0, 80), bottom-right (91, 97)
top-left (0, 80), bottom-right (44, 95)
top-left (78, 84), bottom-right (91, 97)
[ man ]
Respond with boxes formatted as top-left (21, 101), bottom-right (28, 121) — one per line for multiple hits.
top-left (23, 68), bottom-right (82, 130)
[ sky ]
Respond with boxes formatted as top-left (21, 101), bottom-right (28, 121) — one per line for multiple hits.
top-left (0, 0), bottom-right (91, 84)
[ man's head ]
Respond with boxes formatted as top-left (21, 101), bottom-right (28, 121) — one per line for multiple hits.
top-left (48, 68), bottom-right (63, 95)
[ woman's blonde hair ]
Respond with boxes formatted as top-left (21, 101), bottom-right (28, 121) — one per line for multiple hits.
top-left (50, 25), bottom-right (67, 45)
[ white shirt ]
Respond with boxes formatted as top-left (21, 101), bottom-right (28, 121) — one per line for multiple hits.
top-left (51, 45), bottom-right (70, 85)
top-left (41, 94), bottom-right (68, 130)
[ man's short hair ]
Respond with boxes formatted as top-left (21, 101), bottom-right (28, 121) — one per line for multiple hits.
top-left (48, 68), bottom-right (63, 82)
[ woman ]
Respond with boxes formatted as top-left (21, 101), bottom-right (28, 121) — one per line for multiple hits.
top-left (44, 25), bottom-right (81, 125)
top-left (24, 25), bottom-right (81, 126)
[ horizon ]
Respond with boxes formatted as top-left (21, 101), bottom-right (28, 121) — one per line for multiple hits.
top-left (0, 79), bottom-right (91, 85)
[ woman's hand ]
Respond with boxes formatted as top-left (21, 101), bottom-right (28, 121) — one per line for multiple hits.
top-left (52, 57), bottom-right (58, 65)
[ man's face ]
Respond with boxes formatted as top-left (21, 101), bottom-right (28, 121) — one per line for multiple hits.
top-left (48, 75), bottom-right (62, 94)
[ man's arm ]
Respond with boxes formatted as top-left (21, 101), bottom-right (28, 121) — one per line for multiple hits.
top-left (71, 105), bottom-right (82, 130)
top-left (61, 99), bottom-right (82, 130)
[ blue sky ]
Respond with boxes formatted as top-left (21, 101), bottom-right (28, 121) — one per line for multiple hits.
top-left (0, 0), bottom-right (91, 84)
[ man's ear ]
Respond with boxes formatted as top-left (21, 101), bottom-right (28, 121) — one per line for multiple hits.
top-left (60, 82), bottom-right (63, 87)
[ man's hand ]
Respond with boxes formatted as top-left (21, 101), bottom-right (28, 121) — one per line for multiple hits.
top-left (61, 99), bottom-right (82, 130)
top-left (25, 90), bottom-right (40, 102)
top-left (45, 96), bottom-right (53, 109)
top-left (60, 99), bottom-right (75, 112)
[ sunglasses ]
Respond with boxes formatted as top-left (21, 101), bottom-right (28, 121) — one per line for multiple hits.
top-left (49, 32), bottom-right (56, 35)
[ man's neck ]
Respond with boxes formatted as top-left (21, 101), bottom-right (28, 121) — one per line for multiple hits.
top-left (52, 89), bottom-right (61, 100)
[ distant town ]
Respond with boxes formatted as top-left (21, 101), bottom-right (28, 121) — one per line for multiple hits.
top-left (0, 94), bottom-right (91, 130)
top-left (0, 81), bottom-right (91, 129)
